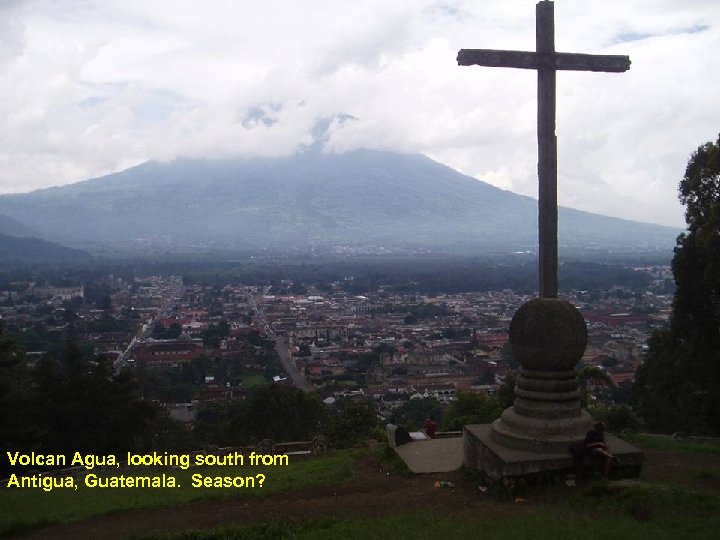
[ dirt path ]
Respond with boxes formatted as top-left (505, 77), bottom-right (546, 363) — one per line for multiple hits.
top-left (16, 448), bottom-right (720, 540)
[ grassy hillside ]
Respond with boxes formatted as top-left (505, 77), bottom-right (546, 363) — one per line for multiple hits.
top-left (2, 439), bottom-right (719, 539)
top-left (0, 451), bottom-right (355, 537)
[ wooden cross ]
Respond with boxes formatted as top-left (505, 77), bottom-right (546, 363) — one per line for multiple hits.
top-left (458, 1), bottom-right (630, 298)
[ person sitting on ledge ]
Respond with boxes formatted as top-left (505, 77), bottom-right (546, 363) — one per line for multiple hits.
top-left (582, 421), bottom-right (618, 477)
top-left (386, 417), bottom-right (413, 447)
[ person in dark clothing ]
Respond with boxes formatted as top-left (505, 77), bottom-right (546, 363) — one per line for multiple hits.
top-left (583, 421), bottom-right (617, 477)
top-left (394, 425), bottom-right (413, 446)
top-left (386, 417), bottom-right (413, 447)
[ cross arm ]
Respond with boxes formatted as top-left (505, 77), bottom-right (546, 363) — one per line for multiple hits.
top-left (457, 49), bottom-right (630, 72)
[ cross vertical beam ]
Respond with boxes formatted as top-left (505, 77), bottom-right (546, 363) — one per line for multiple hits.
top-left (536, 1), bottom-right (557, 298)
top-left (457, 1), bottom-right (630, 299)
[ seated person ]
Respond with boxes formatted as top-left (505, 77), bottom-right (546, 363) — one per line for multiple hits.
top-left (387, 417), bottom-right (413, 447)
top-left (577, 421), bottom-right (617, 477)
top-left (394, 425), bottom-right (413, 446)
top-left (387, 417), bottom-right (430, 447)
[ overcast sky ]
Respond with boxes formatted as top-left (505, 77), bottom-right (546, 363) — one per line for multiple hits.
top-left (1, 0), bottom-right (718, 227)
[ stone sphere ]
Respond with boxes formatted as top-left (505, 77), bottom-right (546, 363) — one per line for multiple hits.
top-left (509, 298), bottom-right (587, 372)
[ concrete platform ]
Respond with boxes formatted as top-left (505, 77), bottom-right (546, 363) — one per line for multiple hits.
top-left (464, 424), bottom-right (644, 481)
top-left (394, 437), bottom-right (464, 473)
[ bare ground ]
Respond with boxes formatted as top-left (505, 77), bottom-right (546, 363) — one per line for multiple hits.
top-left (15, 447), bottom-right (720, 540)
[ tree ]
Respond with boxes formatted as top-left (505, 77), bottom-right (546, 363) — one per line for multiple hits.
top-left (0, 327), bottom-right (34, 476)
top-left (500, 341), bottom-right (515, 365)
top-left (22, 337), bottom-right (162, 462)
top-left (442, 391), bottom-right (501, 431)
top-left (289, 281), bottom-right (307, 295)
top-left (357, 352), bottom-right (380, 373)
top-left (587, 404), bottom-right (641, 433)
top-left (635, 135), bottom-right (720, 434)
top-left (393, 398), bottom-right (445, 431)
top-left (373, 342), bottom-right (396, 355)
top-left (97, 293), bottom-right (113, 310)
top-left (325, 398), bottom-right (379, 447)
top-left (232, 384), bottom-right (327, 444)
top-left (496, 372), bottom-right (516, 410)
top-left (166, 323), bottom-right (183, 339)
top-left (403, 313), bottom-right (418, 325)
top-left (601, 356), bottom-right (619, 368)
top-left (577, 365), bottom-right (613, 408)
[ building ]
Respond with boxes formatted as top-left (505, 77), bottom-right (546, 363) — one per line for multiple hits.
top-left (134, 337), bottom-right (204, 367)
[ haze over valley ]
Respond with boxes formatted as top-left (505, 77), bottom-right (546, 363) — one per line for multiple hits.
top-left (0, 150), bottom-right (679, 259)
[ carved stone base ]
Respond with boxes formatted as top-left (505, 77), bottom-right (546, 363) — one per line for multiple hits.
top-left (490, 368), bottom-right (593, 453)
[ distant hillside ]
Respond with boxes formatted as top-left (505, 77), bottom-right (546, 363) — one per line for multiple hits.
top-left (0, 234), bottom-right (92, 264)
top-left (0, 212), bottom-right (37, 237)
top-left (0, 150), bottom-right (680, 253)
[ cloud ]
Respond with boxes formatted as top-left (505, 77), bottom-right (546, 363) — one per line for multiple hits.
top-left (1, 0), bottom-right (719, 227)
top-left (0, 3), bottom-right (26, 67)
top-left (610, 24), bottom-right (709, 45)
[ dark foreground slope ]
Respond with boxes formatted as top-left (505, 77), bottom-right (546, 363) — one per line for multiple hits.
top-left (10, 443), bottom-right (720, 540)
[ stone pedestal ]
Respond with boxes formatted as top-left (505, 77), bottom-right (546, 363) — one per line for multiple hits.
top-left (491, 367), bottom-right (593, 453)
top-left (464, 424), bottom-right (644, 481)
top-left (464, 297), bottom-right (643, 479)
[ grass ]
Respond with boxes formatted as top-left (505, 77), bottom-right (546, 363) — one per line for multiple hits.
top-left (692, 470), bottom-right (718, 481)
top-left (0, 450), bottom-right (355, 537)
top-left (4, 440), bottom-right (720, 539)
top-left (625, 434), bottom-right (720, 455)
top-left (239, 374), bottom-right (266, 388)
top-left (138, 494), bottom-right (720, 540)
top-left (373, 443), bottom-right (412, 477)
top-left (138, 478), bottom-right (720, 539)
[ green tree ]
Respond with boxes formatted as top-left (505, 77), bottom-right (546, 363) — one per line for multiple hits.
top-left (373, 342), bottom-right (396, 355)
top-left (403, 313), bottom-right (418, 325)
top-left (577, 365), bottom-right (613, 408)
top-left (232, 384), bottom-right (327, 444)
top-left (0, 327), bottom-right (35, 476)
top-left (442, 391), bottom-right (501, 431)
top-left (325, 398), bottom-right (379, 447)
top-left (181, 355), bottom-right (212, 386)
top-left (635, 135), bottom-right (720, 434)
top-left (587, 404), bottom-right (641, 433)
top-left (393, 398), bottom-right (445, 431)
top-left (28, 337), bottom-right (161, 459)
top-left (601, 356), bottom-right (619, 368)
top-left (289, 281), bottom-right (307, 295)
top-left (194, 401), bottom-right (235, 445)
top-left (357, 352), bottom-right (380, 373)
top-left (97, 293), bottom-right (112, 310)
top-left (166, 323), bottom-right (183, 339)
top-left (500, 341), bottom-right (517, 368)
top-left (496, 372), bottom-right (516, 410)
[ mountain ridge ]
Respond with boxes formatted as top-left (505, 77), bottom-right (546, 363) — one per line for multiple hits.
top-left (0, 212), bottom-right (39, 238)
top-left (0, 233), bottom-right (92, 264)
top-left (0, 150), bottom-right (680, 253)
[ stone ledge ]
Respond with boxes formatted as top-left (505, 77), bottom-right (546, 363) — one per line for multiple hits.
top-left (394, 437), bottom-right (464, 474)
top-left (464, 423), bottom-right (644, 481)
